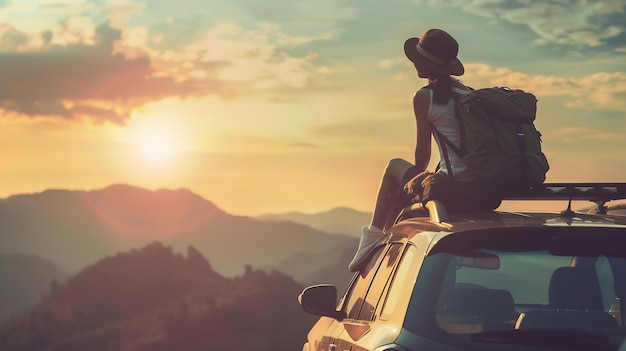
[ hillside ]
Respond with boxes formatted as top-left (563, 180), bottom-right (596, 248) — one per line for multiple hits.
top-left (0, 255), bottom-right (68, 323)
top-left (0, 184), bottom-right (353, 276)
top-left (271, 240), bottom-right (357, 289)
top-left (257, 206), bottom-right (371, 237)
top-left (0, 243), bottom-right (316, 351)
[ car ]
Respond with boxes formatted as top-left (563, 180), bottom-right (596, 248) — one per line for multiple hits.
top-left (299, 183), bottom-right (626, 351)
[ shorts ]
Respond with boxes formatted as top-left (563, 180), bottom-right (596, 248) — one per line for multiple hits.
top-left (402, 165), bottom-right (422, 186)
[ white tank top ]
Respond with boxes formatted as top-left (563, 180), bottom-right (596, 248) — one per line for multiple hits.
top-left (427, 87), bottom-right (474, 181)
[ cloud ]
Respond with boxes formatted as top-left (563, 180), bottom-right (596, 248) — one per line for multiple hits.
top-left (463, 63), bottom-right (626, 112)
top-left (567, 72), bottom-right (626, 111)
top-left (550, 126), bottom-right (625, 144)
top-left (0, 99), bottom-right (126, 124)
top-left (380, 59), bottom-right (626, 112)
top-left (147, 16), bottom-right (210, 50)
top-left (498, 1), bottom-right (625, 48)
top-left (244, 0), bottom-right (300, 22)
top-left (423, 0), bottom-right (626, 50)
top-left (0, 23), bottom-right (29, 50)
top-left (243, 0), bottom-right (359, 23)
top-left (0, 5), bottom-right (337, 123)
top-left (200, 21), bottom-right (333, 92)
top-left (0, 22), bottom-right (230, 124)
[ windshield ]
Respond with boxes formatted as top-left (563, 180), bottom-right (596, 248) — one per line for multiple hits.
top-left (407, 226), bottom-right (626, 350)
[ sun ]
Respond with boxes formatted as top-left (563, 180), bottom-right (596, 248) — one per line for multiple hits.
top-left (137, 132), bottom-right (178, 164)
top-left (117, 117), bottom-right (184, 166)
top-left (115, 104), bottom-right (204, 167)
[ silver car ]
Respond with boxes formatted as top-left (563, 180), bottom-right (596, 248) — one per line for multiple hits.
top-left (300, 183), bottom-right (626, 351)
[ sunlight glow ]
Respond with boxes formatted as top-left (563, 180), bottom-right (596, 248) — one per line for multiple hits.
top-left (137, 132), bottom-right (178, 164)
top-left (114, 107), bottom-right (194, 167)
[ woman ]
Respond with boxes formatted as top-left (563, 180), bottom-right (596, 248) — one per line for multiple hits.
top-left (349, 28), bottom-right (493, 272)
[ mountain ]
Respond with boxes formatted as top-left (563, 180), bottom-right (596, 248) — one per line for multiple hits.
top-left (256, 207), bottom-right (371, 288)
top-left (0, 184), bottom-right (353, 276)
top-left (0, 243), bottom-right (316, 351)
top-left (271, 239), bottom-right (357, 289)
top-left (256, 206), bottom-right (371, 237)
top-left (0, 254), bottom-right (68, 323)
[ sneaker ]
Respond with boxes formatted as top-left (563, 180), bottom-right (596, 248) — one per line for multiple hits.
top-left (348, 225), bottom-right (386, 272)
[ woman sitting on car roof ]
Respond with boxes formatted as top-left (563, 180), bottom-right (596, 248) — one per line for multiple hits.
top-left (349, 28), bottom-right (499, 271)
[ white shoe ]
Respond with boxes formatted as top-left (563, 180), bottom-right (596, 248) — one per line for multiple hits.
top-left (348, 225), bottom-right (386, 272)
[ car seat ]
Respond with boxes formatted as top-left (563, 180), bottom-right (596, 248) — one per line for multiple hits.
top-left (549, 266), bottom-right (604, 310)
top-left (439, 287), bottom-right (517, 332)
top-left (515, 266), bottom-right (618, 330)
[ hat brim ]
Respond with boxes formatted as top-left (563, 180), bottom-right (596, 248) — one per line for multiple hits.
top-left (404, 37), bottom-right (464, 76)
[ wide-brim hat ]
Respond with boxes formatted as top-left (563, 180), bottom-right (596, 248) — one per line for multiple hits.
top-left (404, 29), bottom-right (464, 76)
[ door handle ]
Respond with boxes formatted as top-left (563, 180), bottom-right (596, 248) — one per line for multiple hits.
top-left (329, 343), bottom-right (337, 351)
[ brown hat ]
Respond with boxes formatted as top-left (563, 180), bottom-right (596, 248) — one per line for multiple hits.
top-left (404, 29), bottom-right (464, 76)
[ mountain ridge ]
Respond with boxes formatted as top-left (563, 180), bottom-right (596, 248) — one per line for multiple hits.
top-left (256, 206), bottom-right (370, 237)
top-left (0, 183), bottom-right (355, 277)
top-left (0, 254), bottom-right (68, 323)
top-left (0, 242), bottom-right (314, 351)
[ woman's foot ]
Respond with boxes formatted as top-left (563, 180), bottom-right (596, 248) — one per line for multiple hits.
top-left (348, 225), bottom-right (386, 272)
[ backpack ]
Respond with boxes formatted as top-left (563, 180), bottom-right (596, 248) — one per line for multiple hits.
top-left (434, 87), bottom-right (550, 188)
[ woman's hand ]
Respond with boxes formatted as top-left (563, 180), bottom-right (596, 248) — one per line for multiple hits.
top-left (403, 171), bottom-right (434, 197)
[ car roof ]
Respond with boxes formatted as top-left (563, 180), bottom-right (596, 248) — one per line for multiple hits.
top-left (389, 183), bottom-right (626, 239)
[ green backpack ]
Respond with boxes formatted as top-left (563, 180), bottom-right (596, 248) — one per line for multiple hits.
top-left (435, 87), bottom-right (550, 188)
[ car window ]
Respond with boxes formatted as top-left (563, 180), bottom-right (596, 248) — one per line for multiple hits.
top-left (380, 244), bottom-right (418, 320)
top-left (342, 245), bottom-right (385, 319)
top-left (454, 251), bottom-right (571, 305)
top-left (358, 243), bottom-right (403, 321)
top-left (596, 255), bottom-right (617, 310)
top-left (407, 227), bottom-right (626, 338)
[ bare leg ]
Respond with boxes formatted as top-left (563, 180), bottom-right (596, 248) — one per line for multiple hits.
top-left (370, 158), bottom-right (414, 231)
top-left (349, 158), bottom-right (414, 271)
top-left (383, 192), bottom-right (412, 230)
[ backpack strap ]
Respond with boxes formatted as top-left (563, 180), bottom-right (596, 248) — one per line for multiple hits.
top-left (433, 92), bottom-right (465, 179)
top-left (433, 128), bottom-right (455, 178)
top-left (424, 85), bottom-right (471, 179)
top-left (516, 124), bottom-right (529, 185)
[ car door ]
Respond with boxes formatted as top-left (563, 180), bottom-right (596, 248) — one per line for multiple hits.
top-left (333, 243), bottom-right (405, 351)
top-left (325, 244), bottom-right (387, 351)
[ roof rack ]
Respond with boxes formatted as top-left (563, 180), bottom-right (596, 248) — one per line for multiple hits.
top-left (395, 201), bottom-right (450, 224)
top-left (396, 183), bottom-right (626, 224)
top-left (502, 183), bottom-right (626, 203)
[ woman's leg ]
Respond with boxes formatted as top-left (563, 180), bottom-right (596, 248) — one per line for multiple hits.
top-left (370, 158), bottom-right (414, 231)
top-left (349, 158), bottom-right (413, 271)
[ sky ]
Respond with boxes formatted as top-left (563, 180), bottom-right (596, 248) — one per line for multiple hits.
top-left (1, 0), bottom-right (625, 216)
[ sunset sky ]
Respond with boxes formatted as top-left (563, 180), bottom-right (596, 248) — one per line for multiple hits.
top-left (1, 0), bottom-right (625, 216)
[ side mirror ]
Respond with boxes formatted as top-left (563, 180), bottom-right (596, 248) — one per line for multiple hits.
top-left (298, 284), bottom-right (346, 321)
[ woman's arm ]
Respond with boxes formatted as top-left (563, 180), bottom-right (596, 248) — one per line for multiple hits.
top-left (413, 88), bottom-right (432, 172)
